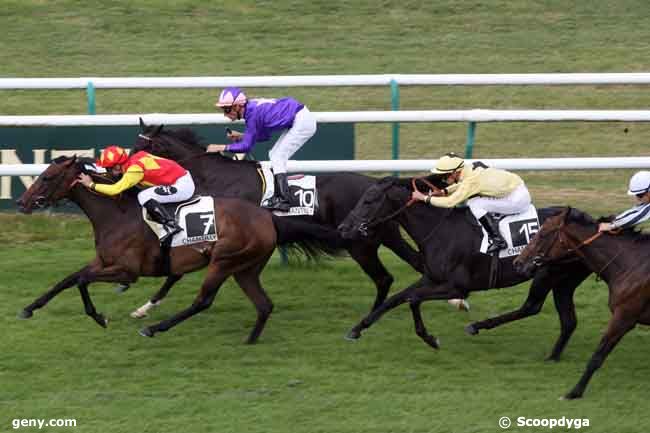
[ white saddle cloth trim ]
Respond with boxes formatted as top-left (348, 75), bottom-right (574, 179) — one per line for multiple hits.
top-left (260, 167), bottom-right (317, 216)
top-left (143, 196), bottom-right (218, 247)
top-left (479, 204), bottom-right (540, 258)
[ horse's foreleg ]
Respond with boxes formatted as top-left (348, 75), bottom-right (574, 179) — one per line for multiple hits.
top-left (346, 277), bottom-right (425, 340)
top-left (347, 245), bottom-right (394, 312)
top-left (407, 284), bottom-right (458, 350)
top-left (546, 284), bottom-right (579, 361)
top-left (78, 282), bottom-right (108, 328)
top-left (130, 274), bottom-right (184, 319)
top-left (564, 308), bottom-right (638, 400)
top-left (378, 222), bottom-right (426, 274)
top-left (139, 266), bottom-right (228, 338)
top-left (234, 258), bottom-right (274, 344)
top-left (19, 266), bottom-right (88, 319)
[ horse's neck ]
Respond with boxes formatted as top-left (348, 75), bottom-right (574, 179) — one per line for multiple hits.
top-left (69, 187), bottom-right (138, 233)
top-left (398, 204), bottom-right (454, 248)
top-left (572, 224), bottom-right (633, 283)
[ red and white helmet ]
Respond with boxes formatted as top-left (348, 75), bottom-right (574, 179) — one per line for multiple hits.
top-left (215, 87), bottom-right (247, 107)
top-left (97, 145), bottom-right (129, 168)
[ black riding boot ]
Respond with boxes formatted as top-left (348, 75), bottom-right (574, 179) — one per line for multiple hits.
top-left (479, 214), bottom-right (507, 255)
top-left (264, 173), bottom-right (292, 212)
top-left (143, 199), bottom-right (183, 242)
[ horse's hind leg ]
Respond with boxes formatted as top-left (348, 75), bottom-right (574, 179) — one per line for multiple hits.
top-left (233, 258), bottom-right (274, 344)
top-left (347, 244), bottom-right (394, 312)
top-left (564, 308), bottom-right (638, 399)
top-left (465, 269), bottom-right (555, 335)
top-left (130, 274), bottom-right (184, 319)
top-left (139, 266), bottom-right (228, 337)
top-left (19, 266), bottom-right (88, 319)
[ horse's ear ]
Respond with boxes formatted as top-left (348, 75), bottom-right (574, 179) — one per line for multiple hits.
top-left (62, 155), bottom-right (77, 167)
top-left (563, 206), bottom-right (572, 223)
top-left (153, 124), bottom-right (164, 136)
top-left (139, 117), bottom-right (146, 131)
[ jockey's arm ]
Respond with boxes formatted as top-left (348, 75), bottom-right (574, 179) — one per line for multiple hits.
top-left (91, 166), bottom-right (144, 196)
top-left (426, 181), bottom-right (476, 207)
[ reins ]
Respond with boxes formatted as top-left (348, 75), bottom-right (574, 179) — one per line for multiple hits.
top-left (555, 223), bottom-right (622, 280)
top-left (364, 178), bottom-right (433, 229)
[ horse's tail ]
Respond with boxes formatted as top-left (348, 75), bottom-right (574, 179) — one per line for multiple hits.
top-left (271, 215), bottom-right (346, 260)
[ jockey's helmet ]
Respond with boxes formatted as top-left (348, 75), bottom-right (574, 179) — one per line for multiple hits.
top-left (97, 145), bottom-right (129, 168)
top-left (431, 153), bottom-right (465, 174)
top-left (627, 171), bottom-right (650, 196)
top-left (215, 87), bottom-right (247, 107)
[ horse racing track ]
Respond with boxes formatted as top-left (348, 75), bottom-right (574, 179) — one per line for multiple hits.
top-left (1, 214), bottom-right (648, 433)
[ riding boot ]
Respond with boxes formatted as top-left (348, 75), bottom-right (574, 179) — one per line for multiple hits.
top-left (143, 199), bottom-right (183, 242)
top-left (479, 214), bottom-right (507, 255)
top-left (264, 173), bottom-right (292, 212)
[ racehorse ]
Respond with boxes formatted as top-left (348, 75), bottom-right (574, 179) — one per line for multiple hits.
top-left (338, 177), bottom-right (592, 356)
top-left (129, 120), bottom-right (425, 317)
top-left (514, 207), bottom-right (650, 399)
top-left (16, 156), bottom-right (343, 342)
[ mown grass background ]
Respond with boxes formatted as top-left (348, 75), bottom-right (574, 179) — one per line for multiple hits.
top-left (1, 1), bottom-right (650, 432)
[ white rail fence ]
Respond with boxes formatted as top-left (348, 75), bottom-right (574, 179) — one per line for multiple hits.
top-left (4, 73), bottom-right (650, 89)
top-left (2, 110), bottom-right (650, 126)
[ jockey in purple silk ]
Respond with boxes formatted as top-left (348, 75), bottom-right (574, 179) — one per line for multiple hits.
top-left (207, 87), bottom-right (317, 212)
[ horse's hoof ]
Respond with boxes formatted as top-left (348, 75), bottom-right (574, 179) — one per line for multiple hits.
top-left (562, 391), bottom-right (582, 400)
top-left (345, 329), bottom-right (361, 341)
top-left (130, 310), bottom-right (147, 319)
top-left (95, 314), bottom-right (108, 328)
top-left (431, 337), bottom-right (440, 349)
top-left (464, 324), bottom-right (479, 335)
top-left (139, 327), bottom-right (154, 338)
top-left (114, 283), bottom-right (130, 294)
top-left (18, 309), bottom-right (33, 319)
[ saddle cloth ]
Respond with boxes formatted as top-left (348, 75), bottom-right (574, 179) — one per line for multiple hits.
top-left (260, 168), bottom-right (318, 216)
top-left (478, 204), bottom-right (540, 258)
top-left (143, 196), bottom-right (218, 247)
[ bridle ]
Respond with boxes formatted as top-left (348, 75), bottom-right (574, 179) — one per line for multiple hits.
top-left (532, 218), bottom-right (621, 279)
top-left (357, 177), bottom-right (442, 236)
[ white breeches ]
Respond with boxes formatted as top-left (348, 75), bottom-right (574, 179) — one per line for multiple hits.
top-left (137, 172), bottom-right (195, 205)
top-left (269, 106), bottom-right (317, 174)
top-left (467, 183), bottom-right (531, 219)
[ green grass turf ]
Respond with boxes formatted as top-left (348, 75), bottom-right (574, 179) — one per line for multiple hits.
top-left (2, 1), bottom-right (650, 432)
top-left (0, 213), bottom-right (648, 433)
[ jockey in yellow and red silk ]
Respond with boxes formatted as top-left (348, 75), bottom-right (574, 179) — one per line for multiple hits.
top-left (77, 145), bottom-right (195, 241)
top-left (206, 87), bottom-right (317, 212)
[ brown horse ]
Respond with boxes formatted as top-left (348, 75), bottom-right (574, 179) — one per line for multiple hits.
top-left (514, 207), bottom-right (650, 399)
top-left (16, 156), bottom-right (343, 342)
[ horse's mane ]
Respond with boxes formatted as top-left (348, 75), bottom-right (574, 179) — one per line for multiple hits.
top-left (567, 207), bottom-right (649, 241)
top-left (163, 127), bottom-right (206, 150)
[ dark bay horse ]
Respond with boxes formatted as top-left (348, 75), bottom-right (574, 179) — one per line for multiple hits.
top-left (16, 156), bottom-right (343, 342)
top-left (130, 121), bottom-right (425, 315)
top-left (338, 177), bottom-right (592, 355)
top-left (514, 207), bottom-right (650, 399)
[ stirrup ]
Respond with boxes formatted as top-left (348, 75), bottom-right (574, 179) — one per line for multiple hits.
top-left (264, 196), bottom-right (291, 211)
top-left (486, 239), bottom-right (506, 255)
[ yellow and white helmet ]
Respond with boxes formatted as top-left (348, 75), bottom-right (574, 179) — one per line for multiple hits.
top-left (431, 153), bottom-right (465, 174)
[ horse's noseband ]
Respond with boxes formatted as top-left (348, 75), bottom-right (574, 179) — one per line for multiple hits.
top-left (138, 133), bottom-right (153, 142)
top-left (358, 222), bottom-right (369, 237)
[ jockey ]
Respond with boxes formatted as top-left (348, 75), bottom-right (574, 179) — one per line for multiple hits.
top-left (412, 153), bottom-right (531, 255)
top-left (77, 145), bottom-right (195, 242)
top-left (206, 86), bottom-right (317, 212)
top-left (599, 171), bottom-right (650, 232)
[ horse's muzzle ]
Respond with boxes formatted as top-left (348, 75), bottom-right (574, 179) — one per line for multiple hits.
top-left (513, 256), bottom-right (539, 278)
